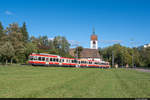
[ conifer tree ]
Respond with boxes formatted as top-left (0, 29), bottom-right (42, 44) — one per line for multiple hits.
top-left (21, 22), bottom-right (29, 42)
top-left (0, 22), bottom-right (4, 39)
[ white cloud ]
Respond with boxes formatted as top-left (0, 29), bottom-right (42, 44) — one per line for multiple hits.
top-left (5, 10), bottom-right (13, 15)
top-left (48, 38), bottom-right (54, 41)
top-left (69, 40), bottom-right (81, 46)
top-left (99, 40), bottom-right (122, 44)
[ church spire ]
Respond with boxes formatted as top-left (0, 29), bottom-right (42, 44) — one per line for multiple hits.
top-left (93, 27), bottom-right (95, 34)
top-left (90, 28), bottom-right (98, 49)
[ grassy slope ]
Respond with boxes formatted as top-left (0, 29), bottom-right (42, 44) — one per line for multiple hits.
top-left (0, 65), bottom-right (150, 98)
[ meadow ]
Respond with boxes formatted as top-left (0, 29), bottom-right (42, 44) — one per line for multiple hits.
top-left (0, 64), bottom-right (150, 98)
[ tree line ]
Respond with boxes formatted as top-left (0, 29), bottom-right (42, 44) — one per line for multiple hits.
top-left (0, 22), bottom-right (72, 64)
top-left (99, 44), bottom-right (150, 67)
top-left (0, 21), bottom-right (150, 67)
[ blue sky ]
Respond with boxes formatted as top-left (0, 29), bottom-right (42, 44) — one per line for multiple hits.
top-left (0, 0), bottom-right (150, 48)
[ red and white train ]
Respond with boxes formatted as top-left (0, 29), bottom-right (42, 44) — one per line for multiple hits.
top-left (28, 53), bottom-right (110, 68)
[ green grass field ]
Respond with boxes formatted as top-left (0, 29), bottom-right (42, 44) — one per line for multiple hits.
top-left (0, 65), bottom-right (150, 98)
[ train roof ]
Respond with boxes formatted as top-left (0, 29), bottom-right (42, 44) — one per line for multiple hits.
top-left (30, 53), bottom-right (60, 58)
top-left (60, 57), bottom-right (75, 60)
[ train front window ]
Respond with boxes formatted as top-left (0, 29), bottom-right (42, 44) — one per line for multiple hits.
top-left (29, 56), bottom-right (34, 60)
top-left (33, 56), bottom-right (38, 60)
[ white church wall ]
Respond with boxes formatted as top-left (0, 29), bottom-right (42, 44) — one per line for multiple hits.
top-left (90, 40), bottom-right (98, 49)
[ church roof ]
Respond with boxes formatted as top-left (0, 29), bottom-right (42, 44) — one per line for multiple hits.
top-left (69, 48), bottom-right (100, 58)
top-left (91, 28), bottom-right (98, 41)
top-left (91, 34), bottom-right (98, 40)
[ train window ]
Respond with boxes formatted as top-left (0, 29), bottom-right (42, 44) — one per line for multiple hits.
top-left (29, 56), bottom-right (34, 60)
top-left (50, 58), bottom-right (53, 61)
top-left (72, 60), bottom-right (74, 63)
top-left (42, 57), bottom-right (45, 61)
top-left (56, 58), bottom-right (58, 62)
top-left (53, 58), bottom-right (55, 62)
top-left (62, 59), bottom-right (64, 62)
top-left (34, 56), bottom-right (38, 60)
top-left (38, 57), bottom-right (41, 61)
top-left (78, 61), bottom-right (80, 64)
top-left (73, 60), bottom-right (75, 63)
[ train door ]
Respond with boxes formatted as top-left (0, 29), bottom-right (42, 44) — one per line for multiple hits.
top-left (59, 59), bottom-right (62, 66)
top-left (45, 57), bottom-right (49, 65)
top-left (76, 60), bottom-right (80, 68)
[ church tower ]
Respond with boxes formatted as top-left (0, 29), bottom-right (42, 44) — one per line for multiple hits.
top-left (90, 28), bottom-right (98, 49)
